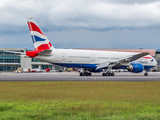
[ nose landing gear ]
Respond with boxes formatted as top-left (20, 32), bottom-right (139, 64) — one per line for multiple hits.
top-left (144, 72), bottom-right (148, 76)
top-left (144, 70), bottom-right (149, 76)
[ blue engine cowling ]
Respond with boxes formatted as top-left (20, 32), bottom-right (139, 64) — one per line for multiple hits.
top-left (127, 63), bottom-right (144, 73)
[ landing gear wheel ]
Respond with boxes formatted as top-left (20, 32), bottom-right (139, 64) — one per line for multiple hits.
top-left (108, 73), bottom-right (111, 76)
top-left (111, 73), bottom-right (115, 76)
top-left (144, 73), bottom-right (148, 76)
top-left (88, 73), bottom-right (92, 76)
top-left (102, 73), bottom-right (106, 76)
top-left (85, 72), bottom-right (88, 76)
top-left (80, 72), bottom-right (83, 76)
top-left (82, 73), bottom-right (86, 76)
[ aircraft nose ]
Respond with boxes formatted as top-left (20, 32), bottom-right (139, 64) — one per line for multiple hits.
top-left (155, 58), bottom-right (157, 65)
top-left (153, 57), bottom-right (157, 66)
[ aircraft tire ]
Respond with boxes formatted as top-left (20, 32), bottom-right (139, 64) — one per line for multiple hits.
top-left (144, 73), bottom-right (148, 76)
top-left (82, 73), bottom-right (86, 76)
top-left (108, 73), bottom-right (111, 76)
top-left (111, 73), bottom-right (115, 76)
top-left (80, 72), bottom-right (83, 76)
top-left (102, 73), bottom-right (106, 76)
top-left (88, 73), bottom-right (92, 76)
top-left (85, 72), bottom-right (88, 76)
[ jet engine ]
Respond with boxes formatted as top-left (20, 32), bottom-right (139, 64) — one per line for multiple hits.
top-left (127, 63), bottom-right (144, 73)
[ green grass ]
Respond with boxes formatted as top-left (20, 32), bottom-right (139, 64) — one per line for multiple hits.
top-left (0, 81), bottom-right (160, 119)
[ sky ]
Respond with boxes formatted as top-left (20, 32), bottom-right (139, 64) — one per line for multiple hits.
top-left (0, 0), bottom-right (160, 50)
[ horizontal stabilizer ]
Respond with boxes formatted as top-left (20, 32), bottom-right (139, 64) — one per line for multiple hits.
top-left (4, 51), bottom-right (25, 55)
top-left (26, 50), bottom-right (43, 57)
top-left (26, 49), bottom-right (52, 57)
top-left (5, 49), bottom-right (52, 57)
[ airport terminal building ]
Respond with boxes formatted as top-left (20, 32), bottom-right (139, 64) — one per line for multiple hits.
top-left (0, 48), bottom-right (160, 71)
top-left (0, 48), bottom-right (60, 71)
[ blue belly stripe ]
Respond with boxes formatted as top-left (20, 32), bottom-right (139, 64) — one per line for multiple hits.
top-left (52, 63), bottom-right (155, 70)
top-left (53, 63), bottom-right (97, 69)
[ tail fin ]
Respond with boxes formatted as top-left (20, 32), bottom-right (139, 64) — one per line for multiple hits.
top-left (27, 17), bottom-right (54, 51)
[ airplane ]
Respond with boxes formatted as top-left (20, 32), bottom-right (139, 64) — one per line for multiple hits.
top-left (24, 17), bottom-right (157, 76)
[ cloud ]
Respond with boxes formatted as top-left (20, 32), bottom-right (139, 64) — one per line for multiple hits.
top-left (0, 0), bottom-right (160, 31)
top-left (102, 0), bottom-right (159, 4)
top-left (45, 28), bottom-right (160, 49)
top-left (0, 0), bottom-right (160, 49)
top-left (0, 33), bottom-right (33, 49)
top-left (1, 28), bottom-right (160, 49)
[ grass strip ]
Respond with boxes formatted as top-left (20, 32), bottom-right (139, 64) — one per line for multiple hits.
top-left (0, 81), bottom-right (160, 119)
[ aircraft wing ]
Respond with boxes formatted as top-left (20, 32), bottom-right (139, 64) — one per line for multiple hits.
top-left (96, 52), bottom-right (149, 69)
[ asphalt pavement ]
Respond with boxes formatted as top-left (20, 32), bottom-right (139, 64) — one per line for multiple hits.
top-left (0, 72), bottom-right (160, 81)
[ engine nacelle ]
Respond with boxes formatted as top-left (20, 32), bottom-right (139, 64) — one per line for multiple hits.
top-left (127, 63), bottom-right (144, 73)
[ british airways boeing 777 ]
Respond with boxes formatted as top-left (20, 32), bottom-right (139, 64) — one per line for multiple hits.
top-left (25, 17), bottom-right (157, 76)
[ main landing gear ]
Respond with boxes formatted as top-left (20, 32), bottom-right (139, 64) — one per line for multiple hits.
top-left (80, 72), bottom-right (92, 76)
top-left (102, 72), bottom-right (115, 76)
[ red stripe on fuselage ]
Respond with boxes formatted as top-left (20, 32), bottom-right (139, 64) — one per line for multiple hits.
top-left (143, 57), bottom-right (152, 59)
top-left (27, 22), bottom-right (45, 36)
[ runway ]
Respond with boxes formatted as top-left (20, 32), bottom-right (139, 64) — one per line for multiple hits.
top-left (0, 72), bottom-right (160, 81)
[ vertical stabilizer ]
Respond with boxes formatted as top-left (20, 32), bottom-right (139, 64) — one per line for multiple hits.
top-left (27, 17), bottom-right (54, 51)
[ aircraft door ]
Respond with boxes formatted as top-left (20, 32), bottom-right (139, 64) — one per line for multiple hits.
top-left (62, 53), bottom-right (66, 61)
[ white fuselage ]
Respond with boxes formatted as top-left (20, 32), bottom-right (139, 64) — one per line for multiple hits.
top-left (35, 49), bottom-right (157, 70)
